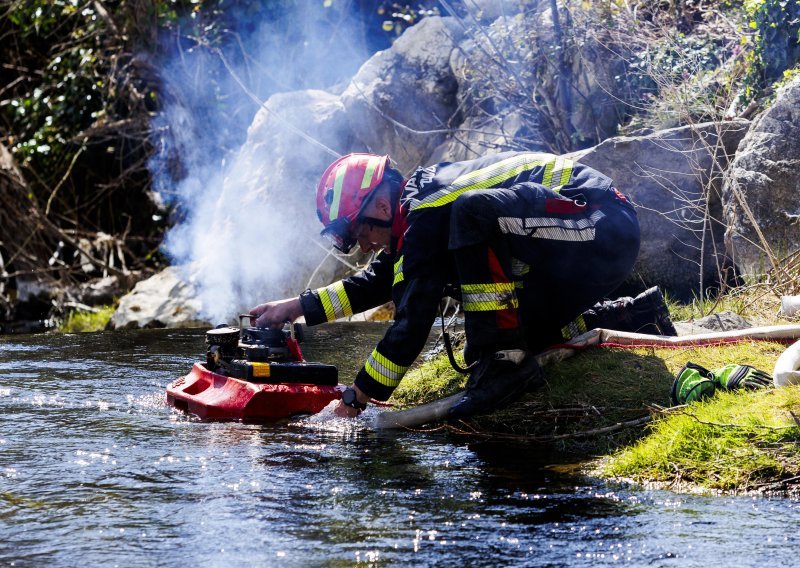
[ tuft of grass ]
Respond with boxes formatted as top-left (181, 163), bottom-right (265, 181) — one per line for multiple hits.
top-left (600, 387), bottom-right (800, 492)
top-left (58, 305), bottom-right (116, 333)
top-left (392, 352), bottom-right (466, 407)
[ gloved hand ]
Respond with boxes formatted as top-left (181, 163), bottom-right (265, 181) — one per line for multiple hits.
top-left (713, 364), bottom-right (773, 391)
top-left (670, 362), bottom-right (716, 405)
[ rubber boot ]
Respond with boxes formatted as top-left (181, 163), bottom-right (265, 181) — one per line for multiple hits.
top-left (448, 349), bottom-right (543, 420)
top-left (583, 286), bottom-right (677, 336)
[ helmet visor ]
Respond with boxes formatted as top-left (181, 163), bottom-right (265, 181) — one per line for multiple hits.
top-left (320, 217), bottom-right (356, 254)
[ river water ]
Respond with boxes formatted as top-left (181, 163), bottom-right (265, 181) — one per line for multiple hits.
top-left (1, 323), bottom-right (798, 566)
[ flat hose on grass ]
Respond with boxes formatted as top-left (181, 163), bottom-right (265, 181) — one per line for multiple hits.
top-left (370, 325), bottom-right (800, 430)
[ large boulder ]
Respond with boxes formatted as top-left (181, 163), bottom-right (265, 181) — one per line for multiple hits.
top-left (341, 16), bottom-right (465, 172)
top-left (722, 76), bottom-right (800, 278)
top-left (571, 120), bottom-right (750, 300)
top-left (109, 267), bottom-right (210, 329)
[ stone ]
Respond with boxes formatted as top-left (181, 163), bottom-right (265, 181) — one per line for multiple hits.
top-left (693, 310), bottom-right (752, 332)
top-left (571, 120), bottom-right (750, 301)
top-left (722, 75), bottom-right (800, 278)
top-left (341, 16), bottom-right (465, 172)
top-left (109, 267), bottom-right (210, 329)
top-left (168, 89), bottom-right (361, 322)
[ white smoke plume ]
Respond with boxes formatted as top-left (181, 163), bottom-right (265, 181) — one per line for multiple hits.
top-left (148, 2), bottom-right (380, 323)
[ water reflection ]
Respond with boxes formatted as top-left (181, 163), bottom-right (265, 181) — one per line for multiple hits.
top-left (1, 325), bottom-right (799, 566)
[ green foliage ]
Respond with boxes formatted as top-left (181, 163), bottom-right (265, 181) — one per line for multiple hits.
top-left (745, 0), bottom-right (800, 82)
top-left (3, 1), bottom-right (107, 166)
top-left (58, 304), bottom-right (116, 333)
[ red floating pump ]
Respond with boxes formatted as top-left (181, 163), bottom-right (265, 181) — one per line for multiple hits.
top-left (167, 321), bottom-right (341, 421)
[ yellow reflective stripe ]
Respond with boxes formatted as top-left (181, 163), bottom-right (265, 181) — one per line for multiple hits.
top-left (561, 314), bottom-right (587, 340)
top-left (542, 157), bottom-right (573, 190)
top-left (542, 158), bottom-right (557, 188)
top-left (461, 283), bottom-right (515, 294)
top-left (361, 155), bottom-right (381, 189)
top-left (316, 281), bottom-right (353, 321)
top-left (511, 258), bottom-right (529, 278)
top-left (393, 255), bottom-right (404, 286)
top-left (364, 349), bottom-right (409, 387)
top-left (461, 282), bottom-right (517, 312)
top-left (328, 165), bottom-right (347, 220)
top-left (559, 160), bottom-right (573, 186)
top-left (411, 153), bottom-right (552, 211)
top-left (318, 287), bottom-right (336, 321)
top-left (511, 259), bottom-right (528, 290)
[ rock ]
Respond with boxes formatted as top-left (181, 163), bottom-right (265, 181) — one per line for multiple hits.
top-left (693, 311), bottom-right (752, 332)
top-left (109, 267), bottom-right (210, 329)
top-left (535, 6), bottom-right (629, 146)
top-left (571, 120), bottom-right (751, 301)
top-left (673, 321), bottom-right (715, 336)
top-left (428, 110), bottom-right (548, 163)
top-left (722, 75), bottom-right (800, 278)
top-left (341, 16), bottom-right (465, 172)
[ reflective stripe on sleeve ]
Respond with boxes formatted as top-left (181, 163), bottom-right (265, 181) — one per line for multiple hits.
top-left (561, 314), bottom-right (587, 340)
top-left (365, 348), bottom-right (409, 387)
top-left (511, 258), bottom-right (529, 289)
top-left (461, 282), bottom-right (518, 312)
top-left (317, 281), bottom-right (353, 321)
top-left (393, 255), bottom-right (404, 286)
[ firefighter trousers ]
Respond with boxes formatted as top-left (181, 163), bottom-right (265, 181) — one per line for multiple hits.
top-left (449, 182), bottom-right (640, 353)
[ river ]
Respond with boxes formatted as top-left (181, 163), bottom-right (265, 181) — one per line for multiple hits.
top-left (1, 324), bottom-right (798, 566)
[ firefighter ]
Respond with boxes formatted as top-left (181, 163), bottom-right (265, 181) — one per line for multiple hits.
top-left (249, 152), bottom-right (675, 419)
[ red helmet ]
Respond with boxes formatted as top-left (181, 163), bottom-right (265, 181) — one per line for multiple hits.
top-left (316, 153), bottom-right (389, 252)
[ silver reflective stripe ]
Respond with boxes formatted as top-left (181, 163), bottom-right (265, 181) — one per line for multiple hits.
top-left (497, 210), bottom-right (605, 242)
top-left (462, 291), bottom-right (511, 304)
top-left (365, 349), bottom-right (408, 387)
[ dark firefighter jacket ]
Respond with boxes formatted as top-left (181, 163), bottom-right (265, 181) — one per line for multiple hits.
top-left (299, 151), bottom-right (616, 401)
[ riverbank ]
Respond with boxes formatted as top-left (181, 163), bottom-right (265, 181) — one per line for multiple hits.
top-left (390, 328), bottom-right (800, 494)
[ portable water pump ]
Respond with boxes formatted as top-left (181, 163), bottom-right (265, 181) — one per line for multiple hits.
top-left (166, 318), bottom-right (341, 421)
top-left (204, 318), bottom-right (337, 385)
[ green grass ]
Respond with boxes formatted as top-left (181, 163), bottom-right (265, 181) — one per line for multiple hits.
top-left (58, 305), bottom-right (116, 333)
top-left (601, 387), bottom-right (800, 492)
top-left (390, 338), bottom-right (797, 491)
top-left (664, 289), bottom-right (749, 322)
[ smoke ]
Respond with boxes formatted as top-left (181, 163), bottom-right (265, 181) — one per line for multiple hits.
top-left (148, 1), bottom-right (383, 322)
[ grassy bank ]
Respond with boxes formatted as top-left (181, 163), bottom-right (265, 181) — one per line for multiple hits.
top-left (58, 305), bottom-right (116, 333)
top-left (389, 336), bottom-right (799, 492)
top-left (600, 386), bottom-right (800, 492)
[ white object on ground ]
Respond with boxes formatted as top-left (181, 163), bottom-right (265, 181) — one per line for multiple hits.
top-left (779, 296), bottom-right (800, 317)
top-left (773, 338), bottom-right (800, 387)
